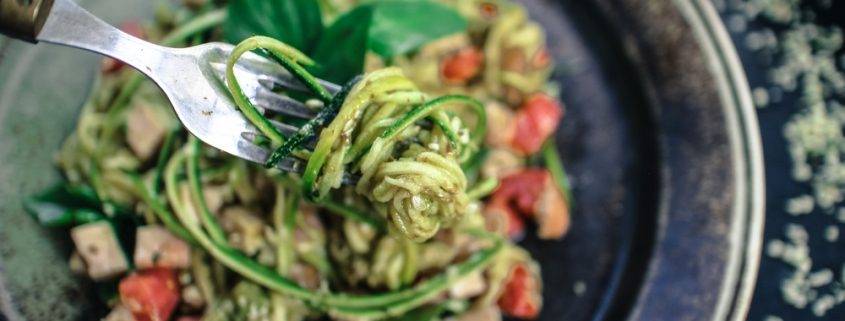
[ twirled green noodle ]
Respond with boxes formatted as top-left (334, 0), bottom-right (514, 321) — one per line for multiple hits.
top-left (225, 37), bottom-right (486, 242)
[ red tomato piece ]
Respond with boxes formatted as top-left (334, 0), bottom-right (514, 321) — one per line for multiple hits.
top-left (488, 169), bottom-right (570, 239)
top-left (498, 264), bottom-right (541, 319)
top-left (492, 169), bottom-right (550, 216)
top-left (511, 94), bottom-right (563, 155)
top-left (484, 203), bottom-right (526, 240)
top-left (119, 268), bottom-right (180, 321)
top-left (441, 47), bottom-right (484, 84)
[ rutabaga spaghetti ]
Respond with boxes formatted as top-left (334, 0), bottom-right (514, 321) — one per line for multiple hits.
top-left (225, 36), bottom-right (486, 242)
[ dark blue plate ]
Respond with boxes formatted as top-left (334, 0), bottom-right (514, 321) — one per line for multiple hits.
top-left (0, 0), bottom-right (764, 320)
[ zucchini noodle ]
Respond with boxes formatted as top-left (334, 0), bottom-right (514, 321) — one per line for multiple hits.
top-left (225, 36), bottom-right (486, 242)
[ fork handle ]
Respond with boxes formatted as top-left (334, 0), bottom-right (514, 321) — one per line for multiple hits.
top-left (0, 0), bottom-right (54, 42)
top-left (2, 0), bottom-right (168, 81)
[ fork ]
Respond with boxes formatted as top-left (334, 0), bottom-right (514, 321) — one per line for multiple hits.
top-left (0, 0), bottom-right (341, 176)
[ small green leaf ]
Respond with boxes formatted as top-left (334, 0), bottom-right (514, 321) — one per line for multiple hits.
top-left (367, 0), bottom-right (467, 58)
top-left (24, 184), bottom-right (105, 227)
top-left (310, 6), bottom-right (372, 83)
top-left (225, 0), bottom-right (323, 52)
top-left (311, 0), bottom-right (466, 83)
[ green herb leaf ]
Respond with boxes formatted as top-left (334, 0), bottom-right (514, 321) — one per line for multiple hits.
top-left (367, 0), bottom-right (467, 58)
top-left (312, 0), bottom-right (467, 83)
top-left (24, 184), bottom-right (105, 227)
top-left (225, 0), bottom-right (323, 52)
top-left (310, 6), bottom-right (372, 83)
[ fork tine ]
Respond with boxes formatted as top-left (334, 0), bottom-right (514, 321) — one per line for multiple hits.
top-left (209, 60), bottom-right (340, 96)
top-left (209, 61), bottom-right (328, 119)
top-left (236, 139), bottom-right (306, 172)
top-left (267, 119), bottom-right (299, 136)
top-left (235, 138), bottom-right (355, 183)
top-left (257, 76), bottom-right (341, 95)
top-left (243, 119), bottom-right (317, 149)
top-left (267, 119), bottom-right (318, 149)
top-left (253, 87), bottom-right (318, 119)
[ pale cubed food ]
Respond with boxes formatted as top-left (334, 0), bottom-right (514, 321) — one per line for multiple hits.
top-left (134, 225), bottom-right (191, 269)
top-left (71, 221), bottom-right (128, 280)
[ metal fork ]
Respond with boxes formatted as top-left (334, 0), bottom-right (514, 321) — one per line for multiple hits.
top-left (0, 0), bottom-right (340, 175)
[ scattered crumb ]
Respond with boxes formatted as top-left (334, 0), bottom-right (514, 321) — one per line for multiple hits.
top-left (825, 225), bottom-right (839, 242)
top-left (753, 86), bottom-right (770, 108)
top-left (573, 281), bottom-right (586, 296)
top-left (728, 14), bottom-right (748, 33)
top-left (811, 294), bottom-right (836, 317)
top-left (785, 195), bottom-right (814, 215)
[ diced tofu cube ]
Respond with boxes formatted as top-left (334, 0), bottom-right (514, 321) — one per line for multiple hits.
top-left (534, 179), bottom-right (570, 239)
top-left (71, 221), bottom-right (128, 280)
top-left (134, 226), bottom-right (191, 269)
top-left (221, 207), bottom-right (265, 255)
top-left (126, 103), bottom-right (170, 161)
top-left (449, 271), bottom-right (487, 299)
top-left (102, 304), bottom-right (134, 321)
top-left (481, 149), bottom-right (524, 180)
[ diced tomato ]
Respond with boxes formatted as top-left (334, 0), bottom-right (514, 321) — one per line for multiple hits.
top-left (485, 170), bottom-right (547, 240)
top-left (488, 169), bottom-right (570, 240)
top-left (493, 170), bottom-right (549, 215)
top-left (102, 21), bottom-right (146, 73)
top-left (498, 264), bottom-right (541, 319)
top-left (119, 268), bottom-right (180, 321)
top-left (484, 203), bottom-right (525, 240)
top-left (441, 47), bottom-right (484, 84)
top-left (511, 94), bottom-right (563, 155)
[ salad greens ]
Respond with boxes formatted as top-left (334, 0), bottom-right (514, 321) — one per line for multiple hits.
top-left (224, 0), bottom-right (323, 52)
top-left (225, 0), bottom-right (468, 83)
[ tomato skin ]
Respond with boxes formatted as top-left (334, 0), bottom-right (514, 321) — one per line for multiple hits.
top-left (498, 264), bottom-right (541, 319)
top-left (441, 47), bottom-right (484, 84)
top-left (511, 94), bottom-right (563, 155)
top-left (493, 169), bottom-right (549, 215)
top-left (488, 169), bottom-right (569, 239)
top-left (119, 268), bottom-right (180, 321)
top-left (485, 170), bottom-right (549, 240)
top-left (484, 203), bottom-right (525, 240)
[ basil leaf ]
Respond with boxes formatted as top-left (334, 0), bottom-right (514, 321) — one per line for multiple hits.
top-left (225, 0), bottom-right (323, 52)
top-left (367, 0), bottom-right (467, 58)
top-left (310, 6), bottom-right (372, 83)
top-left (311, 0), bottom-right (466, 83)
top-left (24, 184), bottom-right (105, 227)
